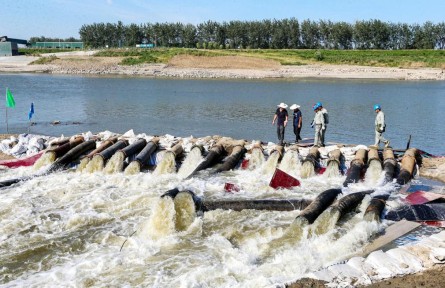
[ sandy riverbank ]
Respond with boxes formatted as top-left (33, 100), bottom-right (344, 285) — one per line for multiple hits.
top-left (1, 52), bottom-right (445, 80)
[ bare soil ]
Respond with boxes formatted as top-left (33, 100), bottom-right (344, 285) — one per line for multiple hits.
top-left (1, 52), bottom-right (445, 80)
top-left (168, 55), bottom-right (281, 69)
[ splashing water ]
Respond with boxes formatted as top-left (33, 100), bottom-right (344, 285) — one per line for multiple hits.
top-left (76, 157), bottom-right (90, 173)
top-left (278, 150), bottom-right (300, 177)
top-left (311, 207), bottom-right (341, 236)
top-left (173, 192), bottom-right (196, 231)
top-left (103, 151), bottom-right (125, 174)
top-left (124, 161), bottom-right (141, 175)
top-left (263, 217), bottom-right (309, 258)
top-left (249, 148), bottom-right (265, 171)
top-left (138, 197), bottom-right (176, 239)
top-left (300, 161), bottom-right (316, 179)
top-left (154, 152), bottom-right (176, 175)
top-left (177, 147), bottom-right (204, 179)
top-left (33, 152), bottom-right (56, 170)
top-left (84, 154), bottom-right (104, 173)
top-left (324, 161), bottom-right (340, 178)
top-left (262, 152), bottom-right (280, 176)
top-left (365, 160), bottom-right (383, 185)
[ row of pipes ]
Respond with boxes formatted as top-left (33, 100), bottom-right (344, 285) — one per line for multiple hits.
top-left (1, 136), bottom-right (420, 232)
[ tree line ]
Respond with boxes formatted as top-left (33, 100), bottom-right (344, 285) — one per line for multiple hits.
top-left (76, 19), bottom-right (445, 50)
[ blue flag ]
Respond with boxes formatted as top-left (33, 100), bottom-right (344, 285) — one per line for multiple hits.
top-left (28, 102), bottom-right (34, 120)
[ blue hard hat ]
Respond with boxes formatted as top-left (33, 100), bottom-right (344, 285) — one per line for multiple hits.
top-left (374, 104), bottom-right (381, 111)
top-left (313, 103), bottom-right (319, 111)
top-left (316, 102), bottom-right (322, 107)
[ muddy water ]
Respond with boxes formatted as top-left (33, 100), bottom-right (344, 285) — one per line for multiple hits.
top-left (0, 146), bottom-right (404, 287)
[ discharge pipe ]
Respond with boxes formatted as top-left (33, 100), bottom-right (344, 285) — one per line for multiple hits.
top-left (295, 188), bottom-right (342, 224)
top-left (343, 148), bottom-right (368, 187)
top-left (396, 148), bottom-right (418, 185)
top-left (119, 138), bottom-right (147, 159)
top-left (383, 148), bottom-right (397, 184)
top-left (270, 145), bottom-right (285, 162)
top-left (95, 140), bottom-right (128, 162)
top-left (83, 136), bottom-right (118, 159)
top-left (0, 139), bottom-right (96, 188)
top-left (165, 142), bottom-right (184, 159)
top-left (131, 137), bottom-right (160, 168)
top-left (215, 143), bottom-right (247, 173)
top-left (301, 146), bottom-right (320, 179)
top-left (303, 146), bottom-right (320, 165)
top-left (161, 188), bottom-right (312, 212)
top-left (48, 140), bottom-right (96, 172)
top-left (45, 136), bottom-right (85, 160)
top-left (330, 190), bottom-right (374, 221)
top-left (327, 149), bottom-right (342, 168)
top-left (187, 144), bottom-right (226, 178)
top-left (364, 194), bottom-right (390, 222)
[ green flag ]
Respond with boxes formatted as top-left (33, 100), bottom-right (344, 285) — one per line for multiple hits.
top-left (6, 88), bottom-right (15, 108)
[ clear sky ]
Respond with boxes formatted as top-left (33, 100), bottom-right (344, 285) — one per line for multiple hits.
top-left (2, 0), bottom-right (445, 40)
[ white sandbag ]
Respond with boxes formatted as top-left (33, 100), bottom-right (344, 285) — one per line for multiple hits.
top-left (385, 248), bottom-right (424, 272)
top-left (364, 250), bottom-right (410, 278)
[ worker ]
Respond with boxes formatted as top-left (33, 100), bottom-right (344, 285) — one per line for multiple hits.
top-left (312, 103), bottom-right (325, 147)
top-left (316, 102), bottom-right (329, 147)
top-left (272, 102), bottom-right (288, 145)
top-left (372, 104), bottom-right (390, 148)
top-left (290, 104), bottom-right (302, 143)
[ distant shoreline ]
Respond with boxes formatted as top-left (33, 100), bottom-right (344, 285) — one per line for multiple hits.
top-left (1, 53), bottom-right (445, 81)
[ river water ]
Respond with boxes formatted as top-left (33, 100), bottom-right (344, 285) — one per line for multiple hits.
top-left (0, 74), bottom-right (444, 287)
top-left (0, 74), bottom-right (444, 155)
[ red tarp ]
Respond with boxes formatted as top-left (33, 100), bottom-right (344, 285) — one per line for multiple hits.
top-left (420, 221), bottom-right (445, 228)
top-left (241, 159), bottom-right (249, 169)
top-left (224, 183), bottom-right (240, 193)
top-left (269, 168), bottom-right (300, 189)
top-left (0, 152), bottom-right (43, 168)
top-left (405, 191), bottom-right (445, 205)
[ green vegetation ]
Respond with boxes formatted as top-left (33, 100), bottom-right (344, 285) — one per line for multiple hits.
top-left (95, 48), bottom-right (445, 68)
top-left (30, 55), bottom-right (59, 65)
top-left (77, 19), bottom-right (445, 51)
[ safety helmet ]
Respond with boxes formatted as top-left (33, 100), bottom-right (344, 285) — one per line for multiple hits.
top-left (313, 103), bottom-right (319, 111)
top-left (374, 104), bottom-right (381, 111)
top-left (316, 102), bottom-right (322, 107)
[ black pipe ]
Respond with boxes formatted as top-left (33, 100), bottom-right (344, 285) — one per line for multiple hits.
top-left (396, 171), bottom-right (411, 185)
top-left (134, 140), bottom-right (159, 166)
top-left (120, 138), bottom-right (147, 158)
top-left (1, 140), bottom-right (96, 188)
top-left (187, 144), bottom-right (226, 178)
top-left (97, 140), bottom-right (128, 161)
top-left (48, 140), bottom-right (96, 172)
top-left (343, 160), bottom-right (364, 187)
top-left (364, 194), bottom-right (389, 222)
top-left (383, 159), bottom-right (397, 184)
top-left (84, 137), bottom-right (118, 159)
top-left (160, 188), bottom-right (312, 213)
top-left (161, 189), bottom-right (203, 212)
top-left (296, 188), bottom-right (342, 224)
top-left (214, 145), bottom-right (247, 173)
top-left (331, 191), bottom-right (374, 219)
top-left (201, 199), bottom-right (312, 212)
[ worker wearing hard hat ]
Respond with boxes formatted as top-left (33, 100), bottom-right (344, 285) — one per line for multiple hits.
top-left (373, 104), bottom-right (390, 148)
top-left (312, 103), bottom-right (325, 147)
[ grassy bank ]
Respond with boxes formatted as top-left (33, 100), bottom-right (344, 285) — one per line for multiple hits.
top-left (93, 48), bottom-right (445, 68)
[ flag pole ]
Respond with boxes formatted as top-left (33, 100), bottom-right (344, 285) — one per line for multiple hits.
top-left (6, 104), bottom-right (8, 133)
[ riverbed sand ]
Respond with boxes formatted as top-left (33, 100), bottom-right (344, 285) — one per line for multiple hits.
top-left (1, 52), bottom-right (445, 80)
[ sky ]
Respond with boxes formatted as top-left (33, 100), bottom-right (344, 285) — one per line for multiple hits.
top-left (2, 0), bottom-right (445, 40)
